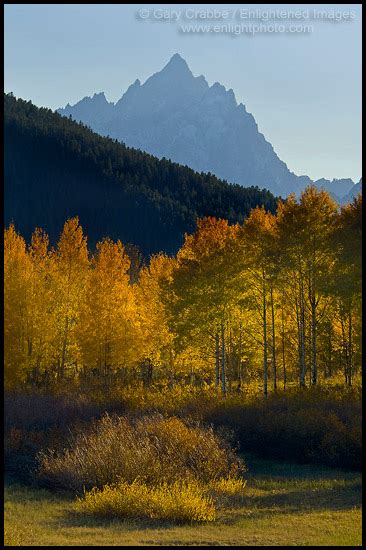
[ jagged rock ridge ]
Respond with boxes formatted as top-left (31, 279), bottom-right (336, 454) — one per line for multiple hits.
top-left (58, 54), bottom-right (360, 203)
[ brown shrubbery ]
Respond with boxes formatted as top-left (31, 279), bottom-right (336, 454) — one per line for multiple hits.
top-left (37, 413), bottom-right (244, 493)
top-left (207, 387), bottom-right (362, 470)
top-left (4, 392), bottom-right (107, 481)
top-left (5, 385), bottom-right (361, 494)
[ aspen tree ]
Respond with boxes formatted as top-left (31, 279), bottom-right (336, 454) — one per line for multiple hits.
top-left (78, 238), bottom-right (139, 385)
top-left (51, 217), bottom-right (89, 379)
top-left (239, 207), bottom-right (277, 397)
top-left (4, 225), bottom-right (31, 387)
top-left (277, 187), bottom-right (337, 387)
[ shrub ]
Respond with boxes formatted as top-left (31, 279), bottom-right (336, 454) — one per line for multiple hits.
top-left (4, 392), bottom-right (105, 482)
top-left (208, 476), bottom-right (247, 507)
top-left (5, 427), bottom-right (47, 481)
top-left (4, 392), bottom-right (104, 432)
top-left (76, 479), bottom-right (216, 523)
top-left (37, 413), bottom-right (244, 492)
top-left (207, 387), bottom-right (362, 470)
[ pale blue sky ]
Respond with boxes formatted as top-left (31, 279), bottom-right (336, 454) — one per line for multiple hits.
top-left (4, 4), bottom-right (362, 182)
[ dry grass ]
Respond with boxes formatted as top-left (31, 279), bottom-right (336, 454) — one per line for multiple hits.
top-left (208, 476), bottom-right (247, 507)
top-left (5, 458), bottom-right (361, 546)
top-left (76, 480), bottom-right (216, 523)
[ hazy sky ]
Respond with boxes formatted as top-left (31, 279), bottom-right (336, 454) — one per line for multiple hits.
top-left (4, 4), bottom-right (362, 182)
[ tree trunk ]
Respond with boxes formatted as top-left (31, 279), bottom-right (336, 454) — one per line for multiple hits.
top-left (326, 323), bottom-right (332, 378)
top-left (340, 314), bottom-right (348, 385)
top-left (228, 323), bottom-right (232, 393)
top-left (310, 271), bottom-right (317, 385)
top-left (348, 309), bottom-right (353, 387)
top-left (169, 348), bottom-right (174, 387)
top-left (215, 331), bottom-right (220, 387)
top-left (311, 301), bottom-right (317, 385)
top-left (270, 281), bottom-right (277, 391)
top-left (190, 366), bottom-right (195, 386)
top-left (281, 302), bottom-right (287, 391)
top-left (143, 358), bottom-right (153, 387)
top-left (59, 316), bottom-right (69, 380)
top-left (299, 278), bottom-right (306, 388)
top-left (238, 322), bottom-right (243, 390)
top-left (103, 339), bottom-right (111, 390)
top-left (295, 291), bottom-right (302, 385)
top-left (263, 272), bottom-right (268, 398)
top-left (221, 322), bottom-right (226, 396)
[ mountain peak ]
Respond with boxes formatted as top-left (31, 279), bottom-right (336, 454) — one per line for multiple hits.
top-left (93, 92), bottom-right (106, 99)
top-left (161, 53), bottom-right (191, 75)
top-left (141, 53), bottom-right (198, 98)
top-left (167, 53), bottom-right (187, 65)
top-left (115, 78), bottom-right (141, 109)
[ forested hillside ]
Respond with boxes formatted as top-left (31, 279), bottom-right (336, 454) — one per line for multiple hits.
top-left (4, 93), bottom-right (277, 255)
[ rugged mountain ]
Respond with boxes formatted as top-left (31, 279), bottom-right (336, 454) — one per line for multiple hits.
top-left (313, 178), bottom-right (357, 204)
top-left (4, 93), bottom-right (277, 256)
top-left (58, 54), bottom-right (358, 202)
top-left (61, 91), bottom-right (114, 129)
top-left (341, 178), bottom-right (362, 205)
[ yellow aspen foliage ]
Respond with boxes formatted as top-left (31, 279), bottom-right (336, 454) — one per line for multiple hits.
top-left (26, 228), bottom-right (54, 383)
top-left (135, 253), bottom-right (176, 376)
top-left (170, 218), bottom-right (240, 388)
top-left (78, 237), bottom-right (140, 380)
top-left (4, 225), bottom-right (32, 387)
top-left (3, 188), bottom-right (362, 392)
top-left (49, 217), bottom-right (89, 380)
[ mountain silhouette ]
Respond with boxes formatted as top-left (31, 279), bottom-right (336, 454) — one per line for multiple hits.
top-left (58, 54), bottom-right (359, 203)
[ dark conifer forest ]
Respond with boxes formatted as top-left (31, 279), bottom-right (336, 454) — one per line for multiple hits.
top-left (4, 93), bottom-right (277, 255)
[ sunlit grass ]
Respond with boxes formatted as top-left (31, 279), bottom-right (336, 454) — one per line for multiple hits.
top-left (5, 458), bottom-right (361, 546)
top-left (76, 479), bottom-right (216, 523)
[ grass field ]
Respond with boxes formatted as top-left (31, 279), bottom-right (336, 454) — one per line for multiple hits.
top-left (4, 457), bottom-right (361, 546)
